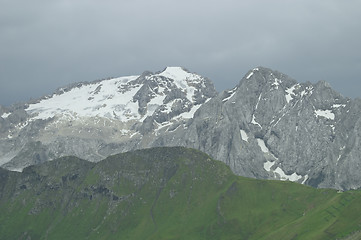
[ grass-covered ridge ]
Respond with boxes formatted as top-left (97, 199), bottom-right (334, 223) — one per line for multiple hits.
top-left (0, 147), bottom-right (360, 239)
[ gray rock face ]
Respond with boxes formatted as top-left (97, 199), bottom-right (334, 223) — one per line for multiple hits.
top-left (1, 66), bottom-right (360, 190)
top-left (149, 67), bottom-right (361, 190)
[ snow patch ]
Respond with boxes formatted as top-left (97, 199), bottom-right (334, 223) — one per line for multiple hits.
top-left (264, 161), bottom-right (275, 171)
top-left (240, 130), bottom-right (248, 142)
top-left (251, 115), bottom-right (262, 128)
top-left (120, 129), bottom-right (130, 135)
top-left (162, 100), bottom-right (175, 114)
top-left (222, 88), bottom-right (237, 102)
top-left (8, 168), bottom-right (23, 172)
top-left (255, 93), bottom-right (262, 110)
top-left (285, 85), bottom-right (297, 103)
top-left (274, 167), bottom-right (302, 182)
top-left (337, 146), bottom-right (346, 162)
top-left (257, 138), bottom-right (279, 161)
top-left (251, 94), bottom-right (263, 127)
top-left (129, 132), bottom-right (138, 138)
top-left (300, 86), bottom-right (314, 98)
top-left (246, 71), bottom-right (254, 79)
top-left (301, 175), bottom-right (309, 184)
top-left (263, 153), bottom-right (305, 183)
top-left (271, 78), bottom-right (281, 89)
top-left (167, 124), bottom-right (181, 133)
top-left (1, 112), bottom-right (10, 119)
top-left (15, 121), bottom-right (29, 130)
top-left (257, 138), bottom-right (269, 153)
top-left (314, 109), bottom-right (335, 120)
top-left (332, 104), bottom-right (346, 108)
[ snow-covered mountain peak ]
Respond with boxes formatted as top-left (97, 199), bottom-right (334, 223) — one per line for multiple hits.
top-left (157, 67), bottom-right (197, 82)
top-left (156, 67), bottom-right (208, 89)
top-left (24, 67), bottom-right (216, 125)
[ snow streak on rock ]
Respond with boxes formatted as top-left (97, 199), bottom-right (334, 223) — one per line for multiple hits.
top-left (314, 109), bottom-right (335, 120)
top-left (240, 130), bottom-right (249, 142)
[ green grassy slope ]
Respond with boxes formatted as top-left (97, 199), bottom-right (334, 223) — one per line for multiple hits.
top-left (0, 147), bottom-right (360, 240)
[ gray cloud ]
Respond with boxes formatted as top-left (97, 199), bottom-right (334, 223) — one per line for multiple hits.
top-left (1, 0), bottom-right (360, 106)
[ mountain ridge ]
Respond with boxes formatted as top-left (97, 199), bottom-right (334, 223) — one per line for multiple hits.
top-left (0, 66), bottom-right (360, 190)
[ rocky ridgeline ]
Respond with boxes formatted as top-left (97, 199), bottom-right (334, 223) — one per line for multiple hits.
top-left (0, 66), bottom-right (360, 190)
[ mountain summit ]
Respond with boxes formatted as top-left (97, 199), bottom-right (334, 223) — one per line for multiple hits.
top-left (1, 66), bottom-right (360, 190)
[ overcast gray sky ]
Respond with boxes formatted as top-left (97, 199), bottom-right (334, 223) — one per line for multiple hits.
top-left (1, 0), bottom-right (360, 106)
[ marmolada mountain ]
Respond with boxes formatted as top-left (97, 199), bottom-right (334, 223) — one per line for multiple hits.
top-left (1, 66), bottom-right (361, 190)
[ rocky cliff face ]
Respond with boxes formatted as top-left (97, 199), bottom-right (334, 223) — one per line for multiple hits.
top-left (1, 66), bottom-right (360, 190)
top-left (154, 67), bottom-right (361, 190)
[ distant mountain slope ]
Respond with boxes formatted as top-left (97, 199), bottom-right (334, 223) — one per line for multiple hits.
top-left (0, 147), bottom-right (360, 240)
top-left (1, 67), bottom-right (361, 190)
